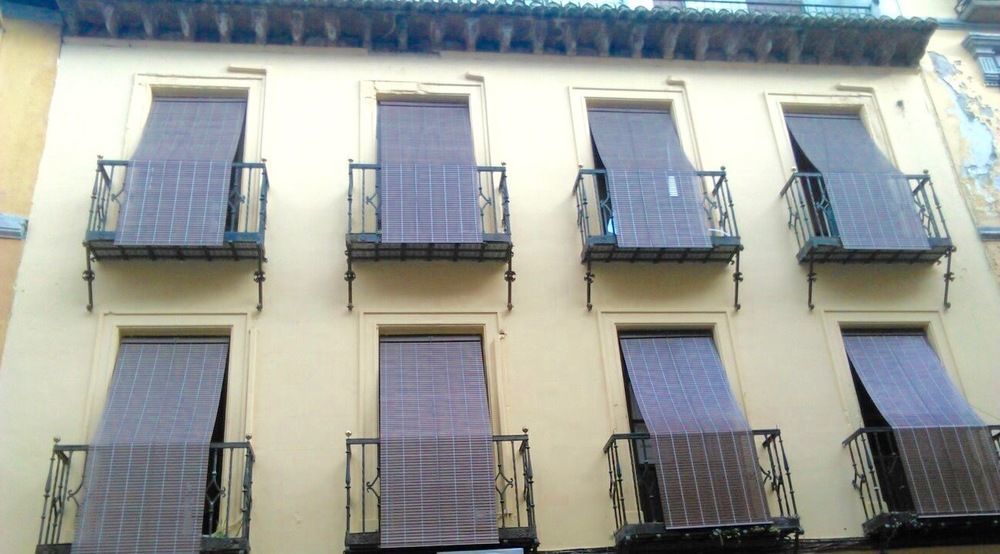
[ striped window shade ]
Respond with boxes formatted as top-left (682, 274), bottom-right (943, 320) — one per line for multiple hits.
top-left (72, 337), bottom-right (229, 554)
top-left (377, 102), bottom-right (483, 244)
top-left (618, 334), bottom-right (771, 528)
top-left (784, 114), bottom-right (930, 251)
top-left (378, 336), bottom-right (497, 548)
top-left (843, 333), bottom-right (1000, 516)
top-left (115, 98), bottom-right (247, 246)
top-left (588, 109), bottom-right (712, 249)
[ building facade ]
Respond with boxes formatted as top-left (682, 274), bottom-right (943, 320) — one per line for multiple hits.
top-left (0, 0), bottom-right (60, 364)
top-left (2, 0), bottom-right (1000, 553)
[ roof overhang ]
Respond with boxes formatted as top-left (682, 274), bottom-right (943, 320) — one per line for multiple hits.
top-left (55, 0), bottom-right (936, 67)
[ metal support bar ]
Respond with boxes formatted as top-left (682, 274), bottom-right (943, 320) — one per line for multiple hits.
top-left (733, 248), bottom-right (743, 310)
top-left (504, 256), bottom-right (516, 311)
top-left (253, 256), bottom-right (265, 311)
top-left (585, 258), bottom-right (594, 311)
top-left (943, 247), bottom-right (955, 309)
top-left (345, 254), bottom-right (356, 311)
top-left (83, 252), bottom-right (95, 312)
top-left (807, 258), bottom-right (817, 311)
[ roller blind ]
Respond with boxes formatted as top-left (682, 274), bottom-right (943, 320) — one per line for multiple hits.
top-left (844, 333), bottom-right (1000, 516)
top-left (378, 336), bottom-right (497, 547)
top-left (588, 109), bottom-right (712, 249)
top-left (377, 102), bottom-right (483, 244)
top-left (72, 338), bottom-right (229, 554)
top-left (115, 98), bottom-right (246, 246)
top-left (784, 114), bottom-right (930, 251)
top-left (619, 334), bottom-right (771, 528)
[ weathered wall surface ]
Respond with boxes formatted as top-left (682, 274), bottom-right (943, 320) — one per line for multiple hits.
top-left (924, 28), bottom-right (1000, 281)
top-left (1, 33), bottom-right (1000, 553)
top-left (0, 7), bottom-right (60, 364)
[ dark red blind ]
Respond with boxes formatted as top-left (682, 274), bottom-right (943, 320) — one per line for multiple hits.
top-left (115, 98), bottom-right (246, 246)
top-left (619, 334), bottom-right (771, 529)
top-left (377, 102), bottom-right (483, 244)
top-left (784, 114), bottom-right (930, 251)
top-left (588, 109), bottom-right (712, 249)
top-left (73, 338), bottom-right (229, 554)
top-left (844, 333), bottom-right (1000, 516)
top-left (378, 336), bottom-right (497, 548)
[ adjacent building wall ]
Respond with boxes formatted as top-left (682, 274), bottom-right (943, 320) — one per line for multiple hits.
top-left (0, 1), bottom-right (60, 364)
top-left (2, 16), bottom-right (1000, 554)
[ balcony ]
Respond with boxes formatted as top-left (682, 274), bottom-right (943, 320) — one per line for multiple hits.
top-left (842, 426), bottom-right (1000, 547)
top-left (82, 157), bottom-right (270, 310)
top-left (957, 0), bottom-right (1000, 23)
top-left (344, 433), bottom-right (537, 553)
top-left (573, 167), bottom-right (743, 309)
top-left (344, 162), bottom-right (514, 309)
top-left (603, 430), bottom-right (800, 552)
top-left (36, 440), bottom-right (255, 554)
top-left (779, 171), bottom-right (954, 309)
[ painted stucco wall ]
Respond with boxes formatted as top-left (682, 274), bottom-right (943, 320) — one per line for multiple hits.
top-left (0, 7), bottom-right (60, 365)
top-left (923, 27), bottom-right (1000, 282)
top-left (1, 32), bottom-right (999, 553)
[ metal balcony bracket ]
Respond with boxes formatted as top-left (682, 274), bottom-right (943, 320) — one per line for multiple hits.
top-left (732, 248), bottom-right (744, 311)
top-left (345, 253), bottom-right (356, 311)
top-left (83, 252), bottom-right (96, 312)
top-left (585, 259), bottom-right (595, 311)
top-left (253, 256), bottom-right (266, 312)
top-left (807, 259), bottom-right (817, 311)
top-left (943, 247), bottom-right (956, 309)
top-left (504, 256), bottom-right (516, 311)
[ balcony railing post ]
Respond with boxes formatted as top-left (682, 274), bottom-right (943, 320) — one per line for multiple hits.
top-left (500, 164), bottom-right (510, 235)
top-left (345, 431), bottom-right (353, 536)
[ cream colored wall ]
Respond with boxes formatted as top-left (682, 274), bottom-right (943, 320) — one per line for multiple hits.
top-left (2, 37), bottom-right (1000, 553)
top-left (0, 13), bottom-right (59, 366)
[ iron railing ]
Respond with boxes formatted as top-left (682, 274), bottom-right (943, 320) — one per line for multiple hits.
top-left (573, 168), bottom-right (739, 252)
top-left (346, 162), bottom-right (511, 238)
top-left (602, 429), bottom-right (798, 532)
top-left (779, 171), bottom-right (951, 253)
top-left (842, 425), bottom-right (1000, 528)
top-left (344, 433), bottom-right (536, 544)
top-left (86, 158), bottom-right (269, 242)
top-left (36, 440), bottom-right (254, 552)
top-left (660, 0), bottom-right (875, 16)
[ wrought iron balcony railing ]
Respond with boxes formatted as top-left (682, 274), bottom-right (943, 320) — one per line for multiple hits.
top-left (842, 426), bottom-right (1000, 543)
top-left (956, 0), bottom-right (1000, 23)
top-left (657, 0), bottom-right (875, 16)
top-left (344, 162), bottom-right (515, 310)
top-left (344, 432), bottom-right (537, 552)
top-left (779, 171), bottom-right (955, 309)
top-left (36, 440), bottom-right (255, 554)
top-left (602, 430), bottom-right (800, 550)
top-left (573, 167), bottom-right (743, 309)
top-left (82, 157), bottom-right (270, 311)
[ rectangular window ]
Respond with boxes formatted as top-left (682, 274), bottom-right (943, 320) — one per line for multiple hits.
top-left (74, 337), bottom-right (230, 553)
top-left (843, 331), bottom-right (1000, 515)
top-left (784, 113), bottom-right (929, 251)
top-left (618, 332), bottom-right (770, 528)
top-left (588, 108), bottom-right (710, 249)
top-left (377, 102), bottom-right (482, 244)
top-left (115, 97), bottom-right (247, 247)
top-left (378, 335), bottom-right (496, 547)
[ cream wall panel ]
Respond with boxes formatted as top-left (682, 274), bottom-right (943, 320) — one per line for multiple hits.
top-left (1, 37), bottom-right (1000, 554)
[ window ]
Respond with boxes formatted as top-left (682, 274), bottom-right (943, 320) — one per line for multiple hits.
top-left (377, 335), bottom-right (496, 547)
top-left (784, 112), bottom-right (929, 251)
top-left (116, 96), bottom-right (247, 247)
top-left (842, 331), bottom-right (1000, 516)
top-left (376, 101), bottom-right (482, 244)
top-left (587, 108), bottom-right (711, 249)
top-left (73, 337), bottom-right (230, 552)
top-left (618, 331), bottom-right (769, 528)
top-left (963, 33), bottom-right (1000, 87)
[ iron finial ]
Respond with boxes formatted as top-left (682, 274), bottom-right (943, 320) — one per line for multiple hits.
top-left (521, 427), bottom-right (528, 434)
top-left (53, 436), bottom-right (61, 444)
top-left (346, 430), bottom-right (353, 438)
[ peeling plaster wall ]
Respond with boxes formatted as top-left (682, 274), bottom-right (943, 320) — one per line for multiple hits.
top-left (924, 30), bottom-right (1000, 280)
